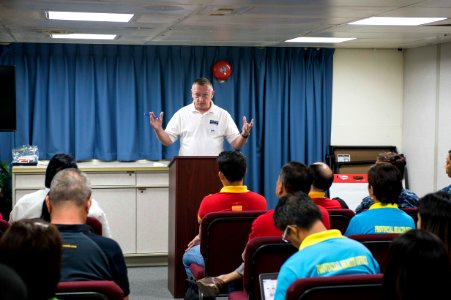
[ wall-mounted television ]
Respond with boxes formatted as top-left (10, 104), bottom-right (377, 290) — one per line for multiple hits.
top-left (0, 65), bottom-right (16, 131)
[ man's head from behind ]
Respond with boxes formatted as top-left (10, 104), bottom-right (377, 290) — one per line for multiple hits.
top-left (46, 168), bottom-right (91, 214)
top-left (276, 161), bottom-right (312, 197)
top-left (376, 152), bottom-right (406, 178)
top-left (0, 219), bottom-right (62, 300)
top-left (368, 163), bottom-right (402, 204)
top-left (273, 192), bottom-right (322, 248)
top-left (45, 153), bottom-right (78, 188)
top-left (217, 150), bottom-right (247, 183)
top-left (309, 162), bottom-right (334, 192)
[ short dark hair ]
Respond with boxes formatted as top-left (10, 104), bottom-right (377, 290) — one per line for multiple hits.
top-left (383, 229), bottom-right (450, 300)
top-left (368, 163), bottom-right (402, 204)
top-left (45, 153), bottom-right (78, 188)
top-left (377, 152), bottom-right (406, 178)
top-left (418, 191), bottom-right (451, 258)
top-left (193, 77), bottom-right (213, 89)
top-left (273, 192), bottom-right (322, 231)
top-left (309, 162), bottom-right (334, 191)
top-left (0, 219), bottom-right (62, 300)
top-left (217, 151), bottom-right (246, 182)
top-left (279, 162), bottom-right (312, 194)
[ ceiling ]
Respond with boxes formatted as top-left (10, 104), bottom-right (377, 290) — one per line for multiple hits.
top-left (1, 0), bottom-right (451, 49)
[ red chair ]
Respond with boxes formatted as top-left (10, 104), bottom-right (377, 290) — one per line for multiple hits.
top-left (189, 211), bottom-right (266, 292)
top-left (285, 274), bottom-right (384, 300)
top-left (86, 217), bottom-right (103, 236)
top-left (56, 280), bottom-right (124, 300)
top-left (327, 209), bottom-right (355, 234)
top-left (229, 236), bottom-right (297, 300)
top-left (348, 233), bottom-right (399, 272)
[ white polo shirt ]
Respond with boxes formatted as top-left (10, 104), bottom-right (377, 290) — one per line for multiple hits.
top-left (9, 188), bottom-right (113, 238)
top-left (165, 102), bottom-right (240, 156)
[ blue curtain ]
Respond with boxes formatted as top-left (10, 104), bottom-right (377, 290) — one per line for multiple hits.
top-left (0, 43), bottom-right (333, 208)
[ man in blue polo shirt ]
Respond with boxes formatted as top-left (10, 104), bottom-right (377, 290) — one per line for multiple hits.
top-left (45, 168), bottom-right (129, 299)
top-left (273, 192), bottom-right (379, 300)
top-left (345, 163), bottom-right (415, 235)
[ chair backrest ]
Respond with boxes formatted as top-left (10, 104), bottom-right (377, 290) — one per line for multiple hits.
top-left (348, 233), bottom-right (399, 272)
top-left (200, 210), bottom-right (266, 277)
top-left (56, 280), bottom-right (124, 300)
top-left (285, 274), bottom-right (384, 300)
top-left (86, 217), bottom-right (103, 235)
top-left (400, 207), bottom-right (418, 225)
top-left (242, 236), bottom-right (297, 300)
top-left (327, 209), bottom-right (355, 234)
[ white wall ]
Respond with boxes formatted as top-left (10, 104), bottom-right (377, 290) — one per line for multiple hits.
top-left (331, 49), bottom-right (404, 147)
top-left (330, 44), bottom-right (451, 198)
top-left (403, 42), bottom-right (451, 197)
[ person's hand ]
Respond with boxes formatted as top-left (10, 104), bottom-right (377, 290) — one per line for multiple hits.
top-left (149, 112), bottom-right (164, 130)
top-left (185, 235), bottom-right (200, 251)
top-left (241, 116), bottom-right (254, 138)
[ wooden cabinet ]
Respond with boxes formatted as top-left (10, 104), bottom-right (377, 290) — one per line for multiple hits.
top-left (12, 161), bottom-right (169, 257)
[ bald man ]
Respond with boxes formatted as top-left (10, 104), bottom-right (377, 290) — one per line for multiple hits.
top-left (309, 162), bottom-right (348, 209)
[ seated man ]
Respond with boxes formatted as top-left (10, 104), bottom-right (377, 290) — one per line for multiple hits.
top-left (345, 163), bottom-right (415, 235)
top-left (440, 149), bottom-right (451, 194)
top-left (10, 153), bottom-right (112, 237)
top-left (355, 152), bottom-right (419, 213)
top-left (197, 162), bottom-right (331, 296)
top-left (274, 192), bottom-right (380, 300)
top-left (182, 150), bottom-right (267, 293)
top-left (308, 162), bottom-right (348, 209)
top-left (45, 168), bottom-right (129, 300)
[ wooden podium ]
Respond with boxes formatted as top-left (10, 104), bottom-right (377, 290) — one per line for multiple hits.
top-left (167, 156), bottom-right (222, 298)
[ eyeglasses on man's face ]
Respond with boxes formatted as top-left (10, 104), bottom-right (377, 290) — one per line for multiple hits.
top-left (192, 93), bottom-right (212, 99)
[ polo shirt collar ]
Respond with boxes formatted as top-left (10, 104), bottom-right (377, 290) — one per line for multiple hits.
top-left (309, 191), bottom-right (325, 198)
top-left (220, 186), bottom-right (249, 193)
top-left (299, 229), bottom-right (343, 250)
top-left (369, 202), bottom-right (398, 210)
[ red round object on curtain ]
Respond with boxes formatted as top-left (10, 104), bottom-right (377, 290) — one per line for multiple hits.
top-left (212, 60), bottom-right (232, 82)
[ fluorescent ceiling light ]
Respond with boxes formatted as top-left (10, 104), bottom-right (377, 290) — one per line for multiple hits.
top-left (51, 33), bottom-right (117, 40)
top-left (285, 37), bottom-right (356, 43)
top-left (47, 11), bottom-right (133, 22)
top-left (349, 17), bottom-right (446, 26)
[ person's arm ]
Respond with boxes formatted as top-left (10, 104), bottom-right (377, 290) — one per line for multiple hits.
top-left (185, 224), bottom-right (201, 251)
top-left (148, 112), bottom-right (173, 146)
top-left (231, 116), bottom-right (254, 149)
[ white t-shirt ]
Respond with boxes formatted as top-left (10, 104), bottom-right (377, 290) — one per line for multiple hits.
top-left (9, 188), bottom-right (113, 238)
top-left (165, 102), bottom-right (241, 156)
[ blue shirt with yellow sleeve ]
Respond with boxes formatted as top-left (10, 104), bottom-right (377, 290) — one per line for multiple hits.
top-left (274, 229), bottom-right (380, 300)
top-left (345, 203), bottom-right (415, 236)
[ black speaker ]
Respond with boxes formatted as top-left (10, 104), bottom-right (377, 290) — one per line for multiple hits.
top-left (0, 65), bottom-right (16, 131)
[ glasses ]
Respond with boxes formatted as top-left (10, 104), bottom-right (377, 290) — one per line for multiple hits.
top-left (192, 93), bottom-right (211, 99)
top-left (282, 226), bottom-right (290, 243)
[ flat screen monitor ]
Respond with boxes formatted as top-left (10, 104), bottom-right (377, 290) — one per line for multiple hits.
top-left (0, 65), bottom-right (16, 131)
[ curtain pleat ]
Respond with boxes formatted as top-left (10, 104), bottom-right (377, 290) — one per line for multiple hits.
top-left (0, 44), bottom-right (334, 208)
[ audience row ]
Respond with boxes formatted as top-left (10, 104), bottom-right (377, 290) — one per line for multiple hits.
top-left (0, 163), bottom-right (129, 300)
top-left (187, 149), bottom-right (451, 300)
top-left (1, 149), bottom-right (450, 299)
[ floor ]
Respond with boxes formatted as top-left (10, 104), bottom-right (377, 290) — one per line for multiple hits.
top-left (128, 266), bottom-right (228, 300)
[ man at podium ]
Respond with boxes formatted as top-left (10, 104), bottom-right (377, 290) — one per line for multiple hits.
top-left (148, 77), bottom-right (253, 156)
